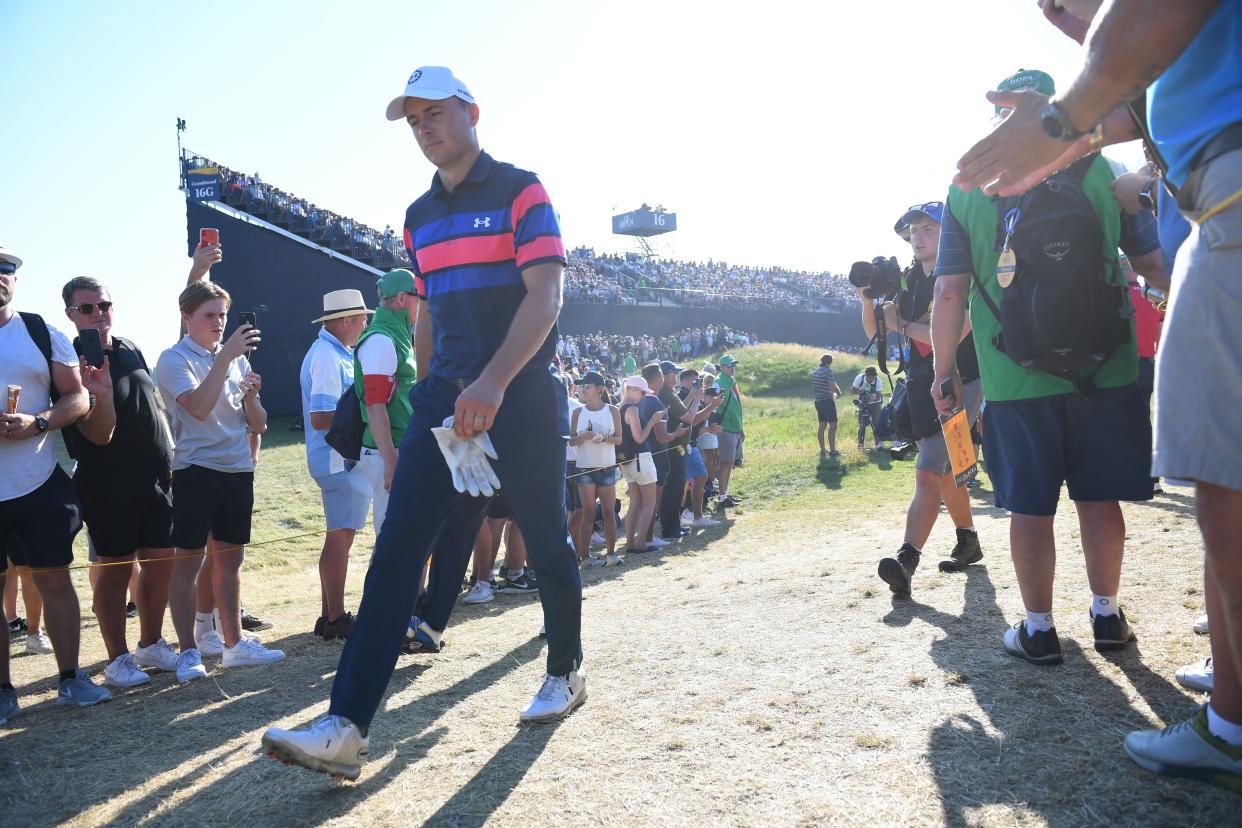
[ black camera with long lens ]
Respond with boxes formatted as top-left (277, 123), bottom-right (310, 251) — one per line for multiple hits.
top-left (848, 256), bottom-right (903, 299)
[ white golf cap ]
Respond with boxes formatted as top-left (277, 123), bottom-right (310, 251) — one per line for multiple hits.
top-left (312, 288), bottom-right (374, 324)
top-left (0, 243), bottom-right (22, 269)
top-left (385, 66), bottom-right (476, 121)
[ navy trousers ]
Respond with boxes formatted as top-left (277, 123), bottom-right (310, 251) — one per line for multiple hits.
top-left (329, 370), bottom-right (581, 728)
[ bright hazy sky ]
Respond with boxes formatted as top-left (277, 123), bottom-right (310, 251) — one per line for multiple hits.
top-left (1, 0), bottom-right (1142, 350)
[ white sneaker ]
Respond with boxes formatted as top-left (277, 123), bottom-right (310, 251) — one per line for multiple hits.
top-left (586, 554), bottom-right (607, 568)
top-left (196, 628), bottom-right (224, 657)
top-left (1177, 657), bottom-right (1214, 693)
top-left (1194, 613), bottom-right (1210, 635)
top-left (262, 715), bottom-right (369, 781)
top-left (1125, 706), bottom-right (1242, 784)
top-left (103, 653), bottom-right (151, 688)
top-left (25, 631), bottom-right (53, 655)
top-left (647, 537), bottom-right (670, 549)
top-left (176, 648), bottom-right (208, 683)
top-left (462, 580), bottom-right (494, 605)
top-left (692, 516), bottom-right (721, 528)
top-left (590, 532), bottom-right (605, 546)
top-left (519, 665), bottom-right (587, 722)
top-left (134, 638), bottom-right (181, 672)
top-left (606, 552), bottom-right (624, 566)
top-left (222, 637), bottom-right (285, 667)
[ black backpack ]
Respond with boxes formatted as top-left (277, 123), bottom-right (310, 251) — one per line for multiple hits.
top-left (323, 385), bottom-right (366, 462)
top-left (877, 378), bottom-right (912, 442)
top-left (971, 155), bottom-right (1130, 395)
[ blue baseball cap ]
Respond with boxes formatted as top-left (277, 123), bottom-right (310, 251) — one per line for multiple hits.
top-left (659, 360), bottom-right (682, 374)
top-left (900, 201), bottom-right (944, 226)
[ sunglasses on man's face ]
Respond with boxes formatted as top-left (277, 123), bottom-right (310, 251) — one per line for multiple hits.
top-left (0, 262), bottom-right (16, 276)
top-left (68, 301), bottom-right (114, 315)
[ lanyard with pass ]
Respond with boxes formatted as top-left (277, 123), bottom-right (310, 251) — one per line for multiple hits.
top-left (997, 208), bottom-right (1020, 289)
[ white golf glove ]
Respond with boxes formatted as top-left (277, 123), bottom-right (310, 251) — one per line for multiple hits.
top-left (431, 416), bottom-right (502, 497)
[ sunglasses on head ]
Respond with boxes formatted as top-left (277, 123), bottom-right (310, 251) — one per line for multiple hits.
top-left (68, 301), bottom-right (113, 315)
top-left (0, 262), bottom-right (16, 276)
top-left (907, 201), bottom-right (944, 214)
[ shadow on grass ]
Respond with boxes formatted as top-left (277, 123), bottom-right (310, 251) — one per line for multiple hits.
top-left (880, 566), bottom-right (1225, 826)
top-left (96, 637), bottom-right (547, 826)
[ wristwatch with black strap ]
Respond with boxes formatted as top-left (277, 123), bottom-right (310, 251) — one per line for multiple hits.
top-left (35, 415), bottom-right (49, 433)
top-left (1042, 99), bottom-right (1106, 151)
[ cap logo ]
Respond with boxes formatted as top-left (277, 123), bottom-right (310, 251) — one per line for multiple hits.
top-left (409, 69), bottom-right (423, 84)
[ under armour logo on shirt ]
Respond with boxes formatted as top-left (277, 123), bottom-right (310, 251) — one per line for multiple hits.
top-left (474, 217), bottom-right (491, 229)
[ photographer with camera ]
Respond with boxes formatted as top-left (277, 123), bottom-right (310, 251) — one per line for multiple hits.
top-left (850, 367), bottom-right (885, 450)
top-left (859, 203), bottom-right (984, 597)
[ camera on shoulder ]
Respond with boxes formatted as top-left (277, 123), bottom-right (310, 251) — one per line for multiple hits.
top-left (848, 256), bottom-right (903, 299)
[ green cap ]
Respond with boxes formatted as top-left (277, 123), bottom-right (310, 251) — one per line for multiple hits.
top-left (718, 354), bottom-right (739, 367)
top-left (995, 68), bottom-right (1055, 113)
top-left (376, 268), bottom-right (417, 299)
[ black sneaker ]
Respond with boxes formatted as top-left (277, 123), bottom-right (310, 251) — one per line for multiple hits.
top-left (7, 617), bottom-right (27, 639)
top-left (241, 608), bottom-right (273, 632)
top-left (496, 572), bottom-right (537, 593)
top-left (716, 495), bottom-right (740, 509)
top-left (313, 616), bottom-right (326, 638)
top-left (878, 544), bottom-right (920, 596)
top-left (1003, 621), bottom-right (1064, 666)
top-left (939, 529), bottom-right (983, 573)
top-left (1092, 609), bottom-right (1135, 652)
top-left (322, 612), bottom-right (355, 641)
top-left (125, 601), bottom-right (138, 619)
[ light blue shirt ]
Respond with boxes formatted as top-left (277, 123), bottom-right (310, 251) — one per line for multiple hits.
top-left (299, 328), bottom-right (354, 479)
top-left (1149, 1), bottom-right (1242, 189)
top-left (155, 336), bottom-right (253, 472)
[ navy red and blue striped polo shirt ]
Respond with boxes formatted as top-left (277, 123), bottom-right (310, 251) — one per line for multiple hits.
top-left (403, 150), bottom-right (566, 380)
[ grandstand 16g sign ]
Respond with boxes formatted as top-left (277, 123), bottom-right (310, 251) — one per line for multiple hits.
top-left (187, 166), bottom-right (220, 202)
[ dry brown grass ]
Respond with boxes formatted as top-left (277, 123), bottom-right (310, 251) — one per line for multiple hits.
top-left (1, 345), bottom-right (1235, 825)
top-left (1, 484), bottom-right (1233, 826)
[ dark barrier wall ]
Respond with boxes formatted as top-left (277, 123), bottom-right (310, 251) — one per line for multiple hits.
top-left (559, 304), bottom-right (866, 352)
top-left (187, 201), bottom-right (381, 416)
top-left (188, 200), bottom-right (867, 413)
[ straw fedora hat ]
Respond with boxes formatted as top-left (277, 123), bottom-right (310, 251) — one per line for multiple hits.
top-left (312, 289), bottom-right (374, 324)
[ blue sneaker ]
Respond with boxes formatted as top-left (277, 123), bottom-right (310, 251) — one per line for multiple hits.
top-left (0, 687), bottom-right (20, 725)
top-left (403, 617), bottom-right (443, 654)
top-left (56, 669), bottom-right (113, 707)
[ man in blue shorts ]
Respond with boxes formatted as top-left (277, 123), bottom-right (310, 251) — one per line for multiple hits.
top-left (262, 66), bottom-right (583, 780)
top-left (930, 70), bottom-right (1167, 668)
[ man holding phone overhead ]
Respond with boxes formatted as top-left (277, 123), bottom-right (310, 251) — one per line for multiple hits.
top-left (61, 276), bottom-right (182, 688)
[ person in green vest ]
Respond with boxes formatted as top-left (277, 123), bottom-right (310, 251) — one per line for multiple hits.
top-left (623, 352), bottom-right (637, 376)
top-left (355, 269), bottom-right (418, 528)
top-left (929, 69), bottom-right (1167, 669)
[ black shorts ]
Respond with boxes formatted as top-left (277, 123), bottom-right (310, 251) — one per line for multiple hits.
top-left (74, 465), bottom-right (173, 558)
top-left (653, 449), bottom-right (671, 486)
top-left (171, 465), bottom-right (254, 549)
top-left (565, 462), bottom-right (582, 511)
top-left (982, 385), bottom-right (1153, 516)
top-left (486, 493), bottom-right (511, 520)
top-left (0, 465), bottom-right (82, 572)
top-left (815, 398), bottom-right (838, 423)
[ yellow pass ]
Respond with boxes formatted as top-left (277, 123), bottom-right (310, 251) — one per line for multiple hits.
top-left (942, 409), bottom-right (978, 487)
top-left (997, 249), bottom-right (1017, 288)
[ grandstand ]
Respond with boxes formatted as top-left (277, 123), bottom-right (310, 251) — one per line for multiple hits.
top-left (178, 150), bottom-right (866, 415)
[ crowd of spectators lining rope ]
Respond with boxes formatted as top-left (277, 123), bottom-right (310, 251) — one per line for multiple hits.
top-left (564, 248), bottom-right (861, 312)
top-left (181, 154), bottom-right (408, 271)
top-left (557, 327), bottom-right (757, 374)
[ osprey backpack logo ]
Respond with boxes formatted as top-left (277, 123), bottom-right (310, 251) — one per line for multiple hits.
top-left (1042, 241), bottom-right (1071, 262)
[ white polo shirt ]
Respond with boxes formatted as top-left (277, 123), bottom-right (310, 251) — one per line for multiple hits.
top-left (155, 335), bottom-right (253, 472)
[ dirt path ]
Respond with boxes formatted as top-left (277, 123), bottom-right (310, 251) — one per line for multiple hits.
top-left (1, 487), bottom-right (1233, 826)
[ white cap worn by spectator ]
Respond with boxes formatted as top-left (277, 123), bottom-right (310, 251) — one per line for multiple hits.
top-left (385, 66), bottom-right (476, 121)
top-left (0, 243), bottom-right (23, 269)
top-left (624, 376), bottom-right (650, 393)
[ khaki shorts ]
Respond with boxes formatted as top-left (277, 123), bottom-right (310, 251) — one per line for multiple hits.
top-left (717, 431), bottom-right (743, 464)
top-left (620, 452), bottom-right (658, 485)
top-left (1153, 148), bottom-right (1242, 490)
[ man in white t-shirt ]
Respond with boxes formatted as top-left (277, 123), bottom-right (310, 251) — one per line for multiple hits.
top-left (0, 243), bottom-right (112, 722)
top-left (852, 367), bottom-right (885, 450)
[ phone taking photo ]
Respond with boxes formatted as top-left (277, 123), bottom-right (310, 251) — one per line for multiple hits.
top-left (79, 328), bottom-right (104, 369)
top-left (199, 228), bottom-right (220, 248)
top-left (238, 312), bottom-right (258, 351)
